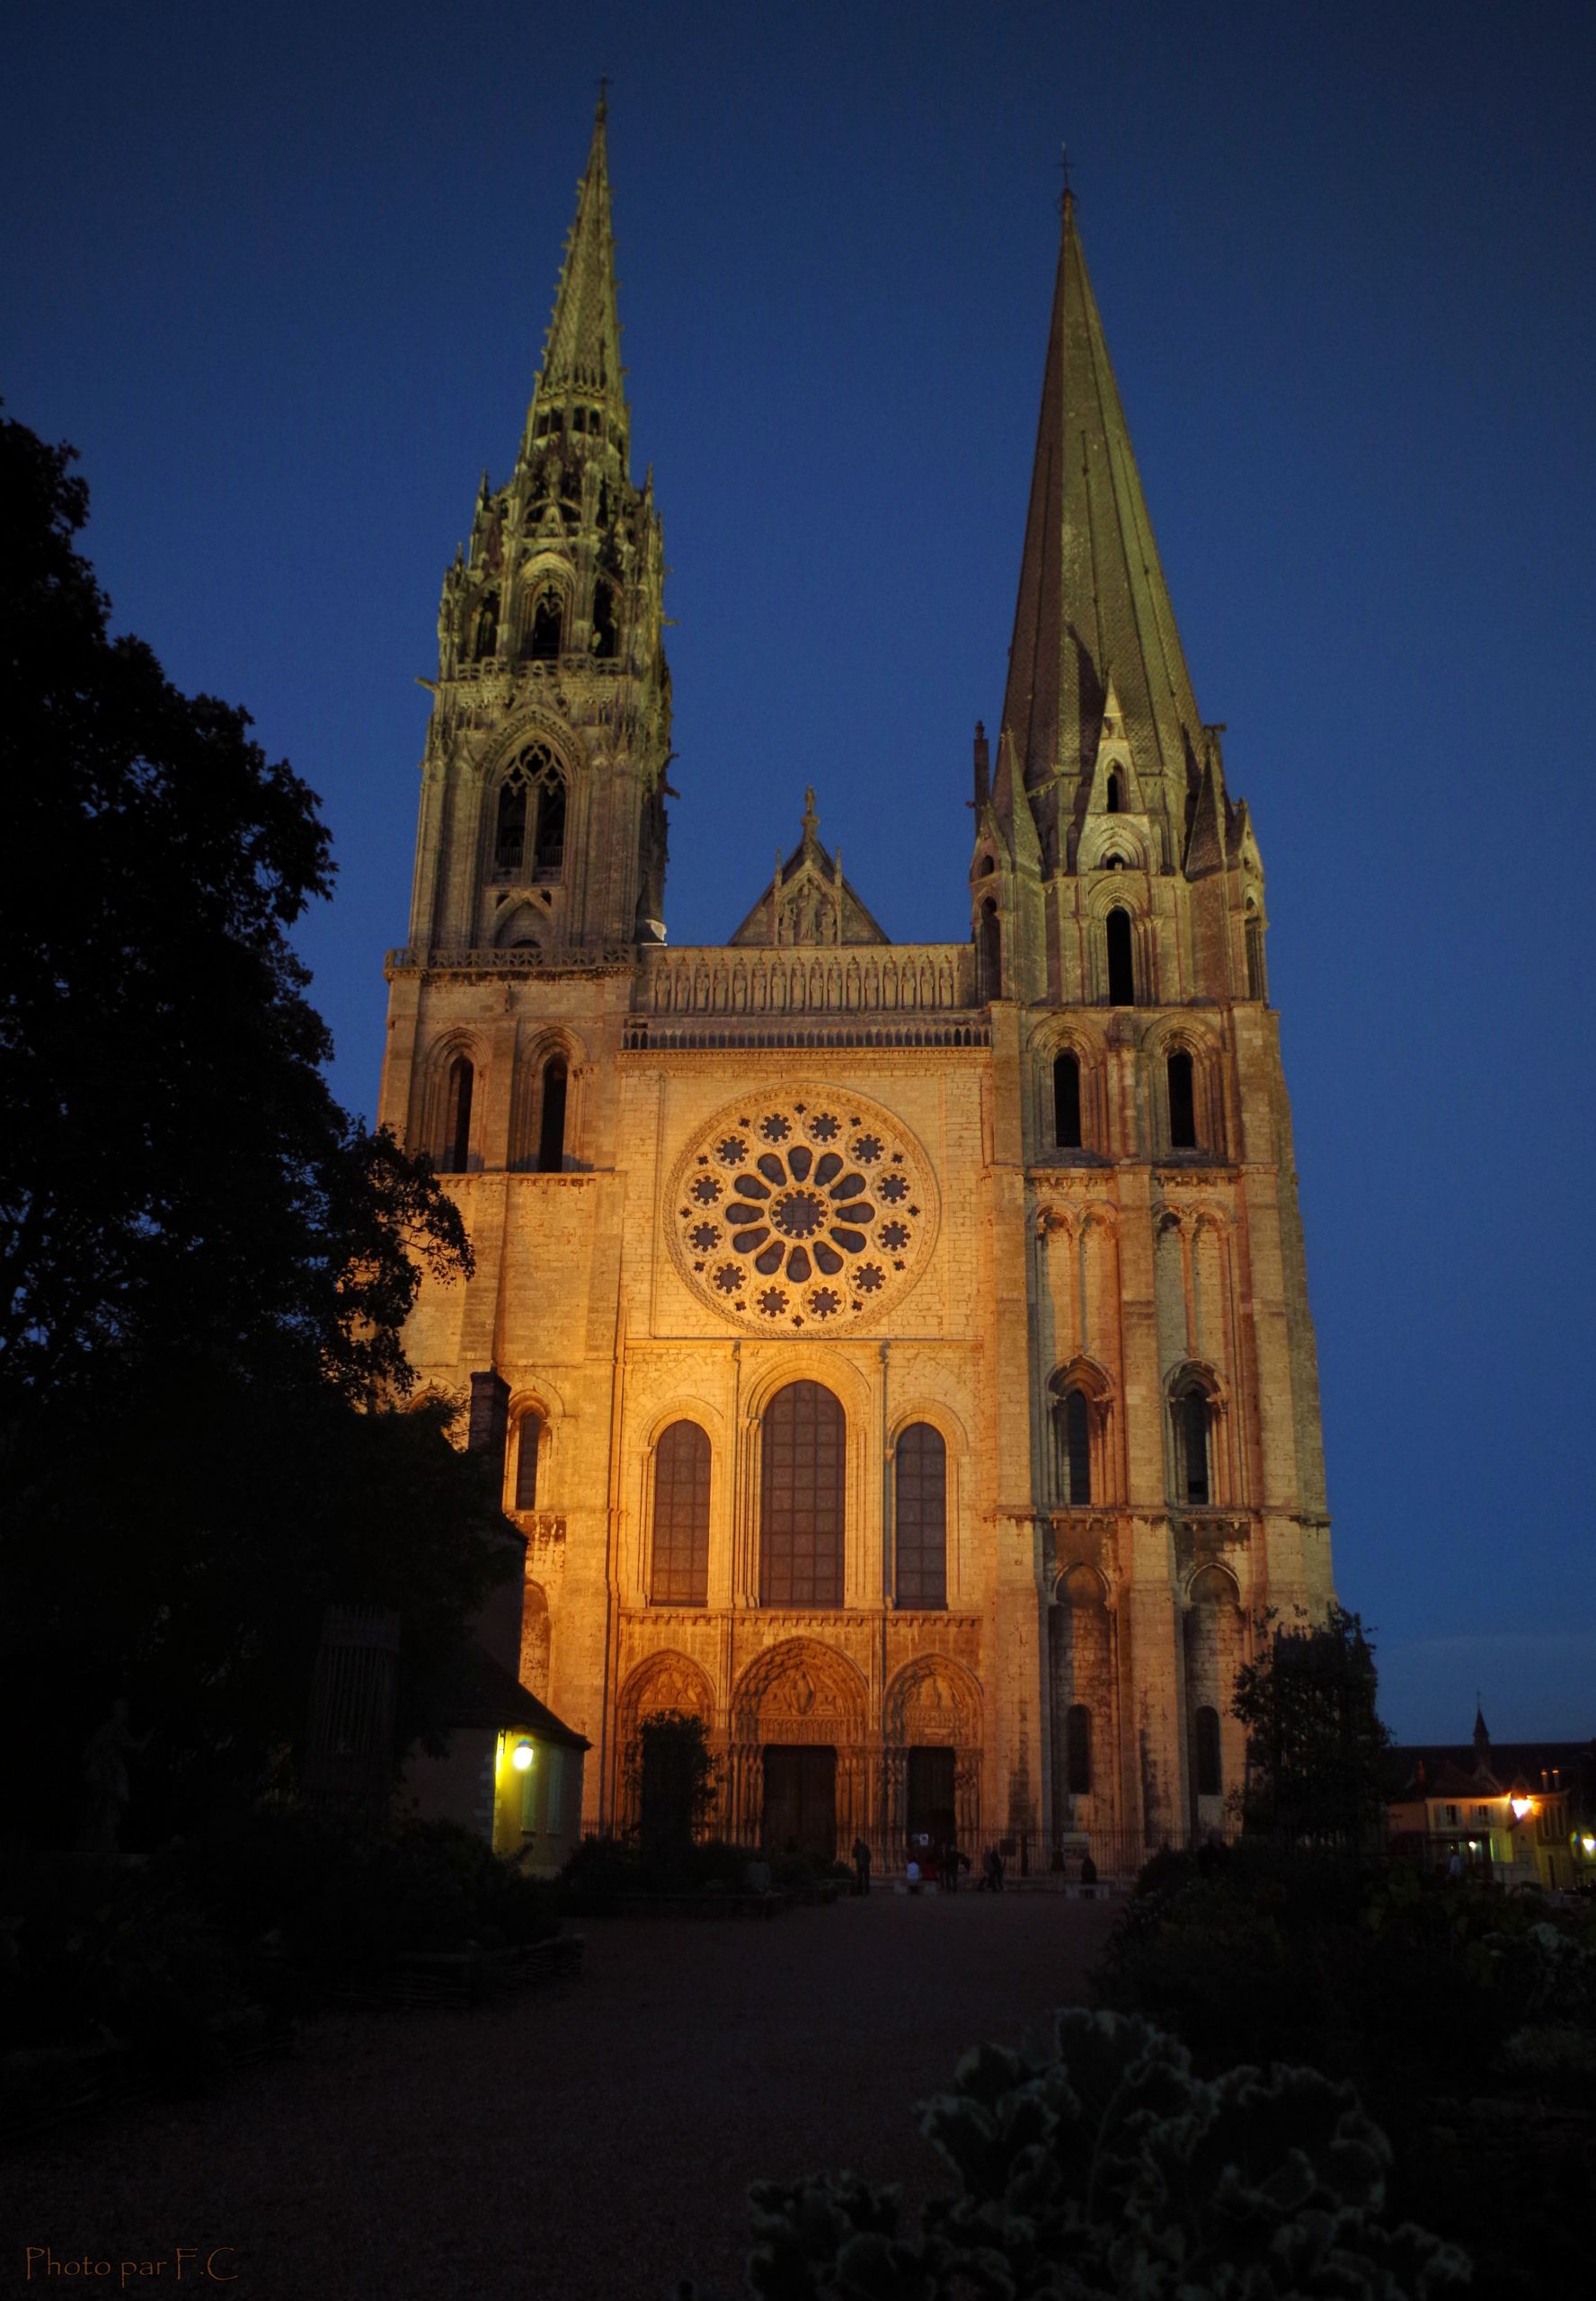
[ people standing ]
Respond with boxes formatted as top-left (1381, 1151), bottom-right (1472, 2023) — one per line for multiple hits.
top-left (852, 1834), bottom-right (872, 1897)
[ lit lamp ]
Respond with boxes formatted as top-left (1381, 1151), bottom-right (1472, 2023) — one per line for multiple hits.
top-left (1582, 1835), bottom-right (1595, 1856)
top-left (1510, 1795), bottom-right (1533, 1821)
top-left (511, 1738), bottom-right (535, 1773)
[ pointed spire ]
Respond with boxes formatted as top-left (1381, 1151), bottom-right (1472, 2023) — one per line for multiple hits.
top-left (1003, 188), bottom-right (1203, 818)
top-left (526, 95), bottom-right (626, 444)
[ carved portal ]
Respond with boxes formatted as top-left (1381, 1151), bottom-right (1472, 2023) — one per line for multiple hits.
top-left (728, 1639), bottom-right (868, 1852)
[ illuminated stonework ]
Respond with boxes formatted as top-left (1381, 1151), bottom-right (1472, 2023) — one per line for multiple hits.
top-left (667, 1088), bottom-right (938, 1330)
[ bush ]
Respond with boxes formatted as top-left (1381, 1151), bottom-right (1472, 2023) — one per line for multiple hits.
top-left (688, 2009), bottom-right (1467, 2298)
top-left (1095, 1845), bottom-right (1596, 2300)
top-left (0, 1813), bottom-right (561, 2059)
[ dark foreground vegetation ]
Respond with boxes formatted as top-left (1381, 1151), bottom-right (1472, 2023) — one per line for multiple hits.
top-left (1, 414), bottom-right (514, 1844)
top-left (1095, 1846), bottom-right (1595, 2301)
top-left (686, 1849), bottom-right (1594, 2301)
top-left (0, 1816), bottom-right (561, 2136)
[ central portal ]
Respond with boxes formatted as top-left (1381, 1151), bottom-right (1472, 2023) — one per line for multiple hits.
top-left (761, 1745), bottom-right (837, 1861)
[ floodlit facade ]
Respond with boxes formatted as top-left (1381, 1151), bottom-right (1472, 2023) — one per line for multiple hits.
top-left (377, 102), bottom-right (1336, 1870)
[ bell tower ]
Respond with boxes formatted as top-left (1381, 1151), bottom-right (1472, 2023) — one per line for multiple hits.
top-left (409, 95), bottom-right (671, 964)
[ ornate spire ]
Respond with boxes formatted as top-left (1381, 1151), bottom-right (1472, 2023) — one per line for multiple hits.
top-left (525, 94), bottom-right (626, 447)
top-left (1001, 190), bottom-right (1203, 816)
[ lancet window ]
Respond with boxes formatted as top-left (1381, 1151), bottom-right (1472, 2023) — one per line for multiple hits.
top-left (493, 748), bottom-right (567, 881)
top-left (759, 1381), bottom-right (845, 1608)
top-left (1105, 907), bottom-right (1135, 1004)
top-left (1172, 1380), bottom-right (1215, 1506)
top-left (440, 1056), bottom-right (474, 1173)
top-left (893, 1423), bottom-right (947, 1609)
top-left (513, 1412), bottom-right (542, 1511)
top-left (1053, 1051), bottom-right (1082, 1149)
top-left (1167, 1051), bottom-right (1197, 1149)
top-left (651, 1421), bottom-right (710, 1606)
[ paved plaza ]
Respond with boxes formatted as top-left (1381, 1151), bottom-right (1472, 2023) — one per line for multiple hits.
top-left (4, 1891), bottom-right (1116, 2301)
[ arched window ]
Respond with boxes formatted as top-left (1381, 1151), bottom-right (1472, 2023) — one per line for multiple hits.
top-left (591, 579), bottom-right (618, 658)
top-left (1105, 907), bottom-right (1135, 1004)
top-left (496, 750), bottom-right (567, 884)
top-left (513, 1412), bottom-right (541, 1510)
top-left (1194, 1704), bottom-right (1221, 1798)
top-left (529, 587), bottom-right (563, 659)
top-left (893, 1423), bottom-right (946, 1609)
top-left (1105, 771), bottom-right (1121, 814)
top-left (441, 1056), bottom-right (474, 1172)
top-left (1246, 908), bottom-right (1266, 1002)
top-left (1065, 1703), bottom-right (1092, 1793)
top-left (1053, 1050), bottom-right (1082, 1149)
top-left (977, 853), bottom-right (996, 877)
top-left (537, 1056), bottom-right (567, 1173)
top-left (1175, 1384), bottom-right (1211, 1506)
top-left (1054, 1388), bottom-right (1092, 1506)
top-left (759, 1380), bottom-right (845, 1607)
top-left (1167, 1051), bottom-right (1197, 1149)
top-left (651, 1420), bottom-right (710, 1605)
top-left (980, 899), bottom-right (1002, 999)
top-left (532, 773), bottom-right (566, 877)
top-left (494, 776), bottom-right (528, 875)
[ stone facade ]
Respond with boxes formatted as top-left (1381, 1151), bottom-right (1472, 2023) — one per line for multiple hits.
top-left (377, 104), bottom-right (1336, 1870)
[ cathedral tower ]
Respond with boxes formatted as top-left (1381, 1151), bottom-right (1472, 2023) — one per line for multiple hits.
top-left (380, 120), bottom-right (1334, 1869)
top-left (407, 95), bottom-right (670, 972)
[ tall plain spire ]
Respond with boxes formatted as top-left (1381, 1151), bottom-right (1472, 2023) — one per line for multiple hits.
top-left (1001, 192), bottom-right (1203, 822)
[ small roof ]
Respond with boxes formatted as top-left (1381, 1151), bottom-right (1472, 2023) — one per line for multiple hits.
top-left (729, 787), bottom-right (890, 946)
top-left (438, 1642), bottom-right (590, 1749)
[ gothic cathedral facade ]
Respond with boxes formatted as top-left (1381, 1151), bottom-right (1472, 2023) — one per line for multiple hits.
top-left (377, 104), bottom-right (1335, 1869)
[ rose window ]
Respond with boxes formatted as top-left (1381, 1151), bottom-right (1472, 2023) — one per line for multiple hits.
top-left (667, 1088), bottom-right (937, 1332)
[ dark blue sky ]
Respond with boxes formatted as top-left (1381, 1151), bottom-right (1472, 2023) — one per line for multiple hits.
top-left (6, 2), bottom-right (1592, 1741)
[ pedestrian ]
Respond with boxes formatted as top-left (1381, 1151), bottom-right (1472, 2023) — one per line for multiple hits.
top-left (981, 1844), bottom-right (1005, 1894)
top-left (852, 1834), bottom-right (872, 1897)
top-left (942, 1838), bottom-right (962, 1892)
top-left (1078, 1851), bottom-right (1098, 1896)
top-left (906, 1856), bottom-right (923, 1895)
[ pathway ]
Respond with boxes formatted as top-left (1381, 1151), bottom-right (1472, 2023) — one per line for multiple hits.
top-left (4, 1892), bottom-right (1116, 2301)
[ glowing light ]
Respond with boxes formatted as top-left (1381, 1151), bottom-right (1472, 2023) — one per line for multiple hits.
top-left (511, 1739), bottom-right (535, 1773)
top-left (1582, 1835), bottom-right (1596, 1856)
top-left (1511, 1796), bottom-right (1533, 1820)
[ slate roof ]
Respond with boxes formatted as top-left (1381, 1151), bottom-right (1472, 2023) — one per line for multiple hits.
top-left (437, 1641), bottom-right (590, 1749)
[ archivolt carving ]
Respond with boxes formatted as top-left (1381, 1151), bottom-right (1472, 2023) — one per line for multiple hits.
top-left (883, 1655), bottom-right (981, 1746)
top-left (732, 1639), bottom-right (867, 1744)
top-left (618, 1649), bottom-right (715, 1730)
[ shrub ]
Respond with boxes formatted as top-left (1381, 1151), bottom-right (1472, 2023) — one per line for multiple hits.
top-left (689, 2009), bottom-right (1467, 2298)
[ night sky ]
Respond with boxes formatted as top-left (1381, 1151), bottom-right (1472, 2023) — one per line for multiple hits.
top-left (6, 3), bottom-right (1592, 1742)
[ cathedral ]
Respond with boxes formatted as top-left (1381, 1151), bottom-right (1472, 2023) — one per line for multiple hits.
top-left (377, 101), bottom-right (1336, 1870)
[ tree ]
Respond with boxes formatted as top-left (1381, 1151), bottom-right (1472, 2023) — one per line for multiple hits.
top-left (631, 1711), bottom-right (721, 1852)
top-left (1231, 1604), bottom-right (1392, 1850)
top-left (0, 414), bottom-right (506, 1843)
